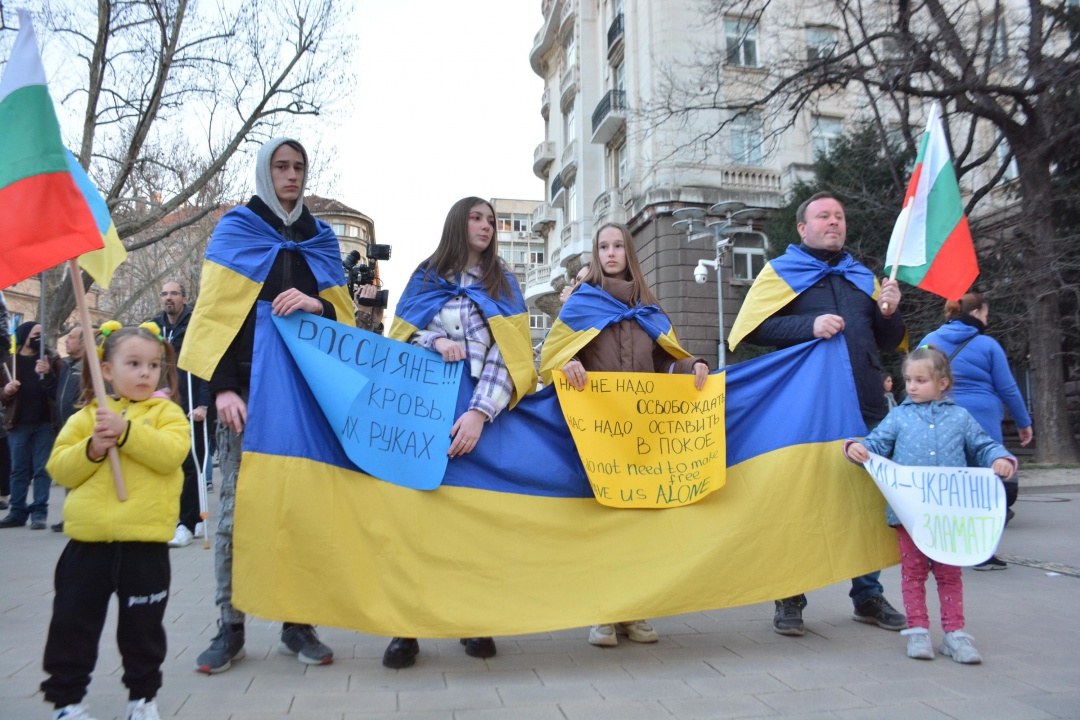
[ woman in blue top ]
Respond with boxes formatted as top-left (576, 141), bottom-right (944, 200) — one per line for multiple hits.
top-left (920, 292), bottom-right (1033, 570)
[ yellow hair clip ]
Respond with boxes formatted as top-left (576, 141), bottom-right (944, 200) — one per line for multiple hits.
top-left (97, 320), bottom-right (123, 359)
top-left (139, 321), bottom-right (164, 341)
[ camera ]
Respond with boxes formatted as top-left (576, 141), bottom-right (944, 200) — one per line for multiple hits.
top-left (693, 262), bottom-right (709, 285)
top-left (343, 247), bottom-right (391, 308)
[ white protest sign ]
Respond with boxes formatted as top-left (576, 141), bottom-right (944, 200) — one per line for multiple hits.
top-left (863, 453), bottom-right (1006, 566)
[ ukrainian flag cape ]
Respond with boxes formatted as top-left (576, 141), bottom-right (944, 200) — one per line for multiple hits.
top-left (389, 265), bottom-right (536, 408)
top-left (729, 244), bottom-right (879, 351)
top-left (178, 206), bottom-right (354, 380)
top-left (232, 304), bottom-right (897, 637)
top-left (539, 283), bottom-right (691, 385)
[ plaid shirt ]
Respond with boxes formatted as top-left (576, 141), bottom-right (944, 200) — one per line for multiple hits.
top-left (412, 266), bottom-right (513, 420)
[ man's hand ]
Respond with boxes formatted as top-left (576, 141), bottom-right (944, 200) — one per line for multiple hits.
top-left (216, 391), bottom-right (247, 433)
top-left (191, 406), bottom-right (207, 423)
top-left (1018, 426), bottom-right (1033, 447)
top-left (878, 278), bottom-right (902, 317)
top-left (813, 314), bottom-right (845, 339)
top-left (272, 289), bottom-right (322, 317)
top-left (693, 361), bottom-right (709, 391)
top-left (34, 359), bottom-right (51, 375)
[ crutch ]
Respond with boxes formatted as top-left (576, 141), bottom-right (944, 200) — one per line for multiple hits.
top-left (188, 372), bottom-right (212, 549)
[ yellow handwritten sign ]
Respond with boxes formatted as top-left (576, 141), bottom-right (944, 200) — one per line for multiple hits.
top-left (554, 371), bottom-right (726, 508)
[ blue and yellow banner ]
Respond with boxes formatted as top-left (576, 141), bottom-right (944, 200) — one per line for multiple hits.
top-left (539, 283), bottom-right (690, 385)
top-left (178, 206), bottom-right (354, 381)
top-left (232, 307), bottom-right (897, 637)
top-left (729, 244), bottom-right (879, 351)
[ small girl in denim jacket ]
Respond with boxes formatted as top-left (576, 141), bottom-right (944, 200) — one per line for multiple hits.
top-left (844, 346), bottom-right (1016, 664)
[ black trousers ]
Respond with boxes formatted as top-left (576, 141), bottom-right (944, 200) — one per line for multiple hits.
top-left (0, 434), bottom-right (10, 497)
top-left (41, 540), bottom-right (170, 707)
top-left (177, 420), bottom-right (208, 532)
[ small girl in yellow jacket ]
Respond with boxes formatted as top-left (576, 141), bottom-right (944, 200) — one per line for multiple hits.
top-left (41, 323), bottom-right (190, 720)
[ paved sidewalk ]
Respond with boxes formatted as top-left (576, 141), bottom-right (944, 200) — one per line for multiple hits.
top-left (1, 470), bottom-right (1078, 720)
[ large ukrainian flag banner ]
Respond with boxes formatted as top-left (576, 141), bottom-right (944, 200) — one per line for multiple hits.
top-left (233, 307), bottom-right (897, 637)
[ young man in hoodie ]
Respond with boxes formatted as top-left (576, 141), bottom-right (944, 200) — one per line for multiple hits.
top-left (179, 138), bottom-right (353, 674)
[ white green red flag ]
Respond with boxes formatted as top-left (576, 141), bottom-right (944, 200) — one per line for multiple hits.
top-left (885, 102), bottom-right (978, 300)
top-left (0, 9), bottom-right (103, 289)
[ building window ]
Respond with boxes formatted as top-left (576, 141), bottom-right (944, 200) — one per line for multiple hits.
top-left (515, 249), bottom-right (527, 264)
top-left (996, 135), bottom-right (1018, 182)
top-left (513, 214), bottom-right (530, 232)
top-left (812, 116), bottom-right (843, 157)
top-left (806, 26), bottom-right (839, 60)
top-left (530, 312), bottom-right (550, 330)
top-left (725, 19), bottom-right (759, 67)
top-left (732, 232), bottom-right (767, 281)
top-left (360, 226), bottom-right (368, 240)
top-left (567, 182), bottom-right (578, 223)
top-left (564, 32), bottom-right (576, 67)
top-left (346, 224), bottom-right (359, 237)
top-left (331, 223), bottom-right (346, 236)
top-left (616, 142), bottom-right (628, 186)
top-left (498, 214), bottom-right (512, 232)
top-left (730, 112), bottom-right (764, 166)
top-left (530, 249), bottom-right (545, 264)
top-left (614, 60), bottom-right (625, 92)
top-left (565, 102), bottom-right (576, 144)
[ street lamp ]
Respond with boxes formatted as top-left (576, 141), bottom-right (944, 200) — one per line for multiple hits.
top-left (678, 202), bottom-right (763, 369)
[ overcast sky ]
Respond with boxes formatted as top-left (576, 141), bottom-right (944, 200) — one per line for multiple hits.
top-left (320, 2), bottom-right (547, 316)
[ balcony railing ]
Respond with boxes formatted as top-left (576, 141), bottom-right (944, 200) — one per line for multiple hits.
top-left (526, 264), bottom-right (552, 288)
top-left (532, 202), bottom-right (556, 231)
top-left (560, 0), bottom-right (576, 34)
top-left (559, 65), bottom-right (579, 106)
top-left (550, 172), bottom-right (565, 209)
top-left (540, 87), bottom-right (551, 120)
top-left (591, 89), bottom-right (627, 145)
top-left (529, 0), bottom-right (562, 76)
top-left (607, 13), bottom-right (624, 56)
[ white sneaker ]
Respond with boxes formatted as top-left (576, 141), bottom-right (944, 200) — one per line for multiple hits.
top-left (193, 522), bottom-right (205, 539)
top-left (53, 705), bottom-right (98, 720)
top-left (126, 699), bottom-right (161, 720)
top-left (940, 630), bottom-right (982, 664)
top-left (588, 624), bottom-right (617, 647)
top-left (616, 620), bottom-right (659, 643)
top-left (168, 525), bottom-right (194, 548)
top-left (901, 627), bottom-right (934, 659)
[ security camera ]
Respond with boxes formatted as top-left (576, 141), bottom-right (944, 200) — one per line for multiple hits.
top-left (693, 262), bottom-right (709, 284)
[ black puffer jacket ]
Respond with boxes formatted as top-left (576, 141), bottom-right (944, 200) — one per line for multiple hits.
top-left (745, 245), bottom-right (905, 424)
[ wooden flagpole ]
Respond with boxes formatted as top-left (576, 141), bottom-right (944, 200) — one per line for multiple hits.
top-left (67, 259), bottom-right (127, 500)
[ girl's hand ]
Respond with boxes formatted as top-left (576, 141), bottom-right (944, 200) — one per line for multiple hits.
top-left (992, 458), bottom-right (1015, 480)
top-left (448, 409), bottom-right (486, 458)
top-left (216, 391), bottom-right (247, 433)
top-left (433, 338), bottom-right (467, 363)
top-left (562, 359), bottom-right (587, 391)
top-left (693, 361), bottom-right (709, 391)
top-left (91, 408), bottom-right (125, 458)
top-left (271, 289), bottom-right (322, 317)
top-left (846, 442), bottom-right (870, 463)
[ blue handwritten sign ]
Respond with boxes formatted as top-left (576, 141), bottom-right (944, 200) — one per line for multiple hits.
top-left (272, 312), bottom-right (462, 490)
top-left (863, 453), bottom-right (1006, 565)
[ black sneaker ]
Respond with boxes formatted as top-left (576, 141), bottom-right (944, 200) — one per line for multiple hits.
top-left (195, 620), bottom-right (245, 674)
top-left (974, 555), bottom-right (1007, 571)
top-left (852, 595), bottom-right (906, 630)
top-left (382, 637), bottom-right (419, 669)
top-left (30, 519), bottom-right (47, 530)
top-left (0, 514), bottom-right (27, 528)
top-left (460, 637), bottom-right (496, 658)
top-left (51, 522), bottom-right (64, 533)
top-left (280, 623), bottom-right (333, 665)
top-left (773, 598), bottom-right (805, 636)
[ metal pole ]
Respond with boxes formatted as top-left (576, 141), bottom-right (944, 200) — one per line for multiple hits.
top-left (715, 240), bottom-right (726, 369)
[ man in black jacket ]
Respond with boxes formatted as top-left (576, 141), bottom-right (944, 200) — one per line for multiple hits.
top-left (741, 192), bottom-right (907, 637)
top-left (155, 281), bottom-right (211, 548)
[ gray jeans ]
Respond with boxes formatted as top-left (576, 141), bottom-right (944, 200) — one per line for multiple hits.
top-left (214, 422), bottom-right (244, 624)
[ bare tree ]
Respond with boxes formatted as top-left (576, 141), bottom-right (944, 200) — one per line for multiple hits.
top-left (0, 0), bottom-right (354, 338)
top-left (648, 0), bottom-right (1080, 463)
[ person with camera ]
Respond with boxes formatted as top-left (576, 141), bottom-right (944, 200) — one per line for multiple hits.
top-left (353, 284), bottom-right (386, 335)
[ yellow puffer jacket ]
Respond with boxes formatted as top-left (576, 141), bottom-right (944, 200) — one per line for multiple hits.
top-left (47, 396), bottom-right (190, 543)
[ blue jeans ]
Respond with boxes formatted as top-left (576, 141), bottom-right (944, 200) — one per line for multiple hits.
top-left (7, 423), bottom-right (56, 522)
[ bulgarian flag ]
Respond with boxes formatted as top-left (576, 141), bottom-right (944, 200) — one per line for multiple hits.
top-left (0, 9), bottom-right (104, 289)
top-left (885, 102), bottom-right (979, 300)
